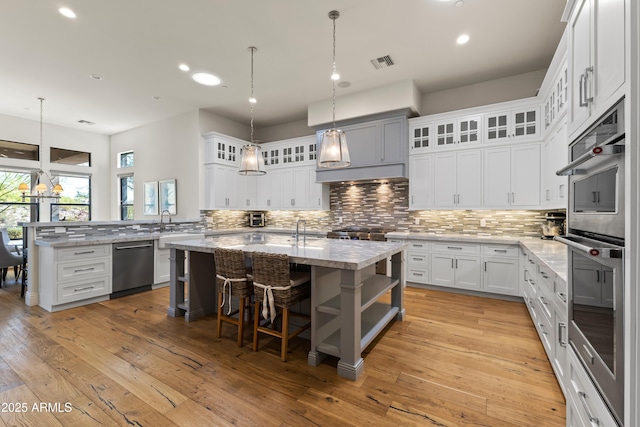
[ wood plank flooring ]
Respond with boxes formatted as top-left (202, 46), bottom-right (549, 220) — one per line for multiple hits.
top-left (0, 279), bottom-right (565, 426)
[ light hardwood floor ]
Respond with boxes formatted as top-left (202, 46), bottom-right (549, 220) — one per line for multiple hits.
top-left (0, 278), bottom-right (565, 426)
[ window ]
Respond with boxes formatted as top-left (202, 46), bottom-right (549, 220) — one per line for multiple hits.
top-left (0, 140), bottom-right (38, 161)
top-left (119, 151), bottom-right (134, 168)
top-left (50, 175), bottom-right (91, 221)
top-left (0, 170), bottom-right (38, 239)
top-left (120, 175), bottom-right (134, 220)
top-left (50, 147), bottom-right (91, 166)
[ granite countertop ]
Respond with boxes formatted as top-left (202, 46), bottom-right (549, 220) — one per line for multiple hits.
top-left (34, 231), bottom-right (205, 248)
top-left (168, 233), bottom-right (405, 270)
top-left (386, 231), bottom-right (567, 282)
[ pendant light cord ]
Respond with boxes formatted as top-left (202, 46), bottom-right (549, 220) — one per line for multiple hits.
top-left (250, 47), bottom-right (255, 144)
top-left (331, 14), bottom-right (337, 130)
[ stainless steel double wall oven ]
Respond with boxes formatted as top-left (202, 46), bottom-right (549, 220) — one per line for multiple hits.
top-left (556, 99), bottom-right (625, 426)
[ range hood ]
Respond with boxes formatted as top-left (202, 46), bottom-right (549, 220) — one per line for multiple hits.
top-left (314, 109), bottom-right (413, 183)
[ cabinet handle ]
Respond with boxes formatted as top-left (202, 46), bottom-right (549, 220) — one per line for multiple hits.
top-left (557, 292), bottom-right (567, 303)
top-left (453, 194), bottom-right (456, 204)
top-left (511, 192), bottom-right (515, 203)
top-left (538, 323), bottom-right (548, 335)
top-left (451, 259), bottom-right (454, 269)
top-left (596, 191), bottom-right (600, 204)
top-left (546, 189), bottom-right (550, 201)
top-left (540, 296), bottom-right (547, 306)
top-left (413, 272), bottom-right (423, 277)
top-left (584, 66), bottom-right (594, 103)
top-left (596, 270), bottom-right (600, 282)
top-left (74, 285), bottom-right (95, 292)
top-left (413, 244), bottom-right (423, 248)
top-left (455, 259), bottom-right (458, 269)
top-left (447, 246), bottom-right (463, 250)
top-left (579, 73), bottom-right (587, 107)
top-left (558, 322), bottom-right (567, 347)
top-left (73, 267), bottom-right (95, 273)
top-left (577, 391), bottom-right (599, 425)
top-left (412, 257), bottom-right (423, 262)
top-left (494, 249), bottom-right (507, 253)
top-left (484, 261), bottom-right (487, 272)
top-left (74, 250), bottom-right (95, 255)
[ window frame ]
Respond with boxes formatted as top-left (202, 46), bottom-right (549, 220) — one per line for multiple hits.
top-left (49, 174), bottom-right (92, 222)
top-left (119, 174), bottom-right (134, 220)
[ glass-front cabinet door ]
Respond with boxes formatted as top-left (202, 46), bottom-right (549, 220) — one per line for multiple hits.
top-left (486, 112), bottom-right (510, 142)
top-left (457, 116), bottom-right (481, 144)
top-left (411, 124), bottom-right (431, 152)
top-left (435, 121), bottom-right (455, 147)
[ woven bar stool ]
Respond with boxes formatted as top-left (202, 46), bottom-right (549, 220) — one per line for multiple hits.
top-left (214, 248), bottom-right (254, 347)
top-left (252, 252), bottom-right (311, 362)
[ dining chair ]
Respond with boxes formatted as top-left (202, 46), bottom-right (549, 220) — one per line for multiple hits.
top-left (0, 230), bottom-right (24, 289)
top-left (251, 252), bottom-right (311, 362)
top-left (214, 248), bottom-right (254, 347)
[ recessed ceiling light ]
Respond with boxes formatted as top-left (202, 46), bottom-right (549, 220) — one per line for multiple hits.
top-left (455, 0), bottom-right (464, 6)
top-left (457, 34), bottom-right (470, 44)
top-left (338, 81), bottom-right (351, 88)
top-left (58, 7), bottom-right (76, 18)
top-left (192, 72), bottom-right (221, 86)
top-left (179, 63), bottom-right (190, 72)
top-left (90, 74), bottom-right (102, 80)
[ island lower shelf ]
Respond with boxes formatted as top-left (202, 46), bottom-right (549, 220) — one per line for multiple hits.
top-left (313, 267), bottom-right (402, 360)
top-left (316, 302), bottom-right (399, 357)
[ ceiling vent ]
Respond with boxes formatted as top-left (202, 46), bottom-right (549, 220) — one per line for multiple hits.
top-left (77, 119), bottom-right (95, 125)
top-left (370, 55), bottom-right (394, 70)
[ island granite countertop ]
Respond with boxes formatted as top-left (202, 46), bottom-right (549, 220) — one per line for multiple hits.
top-left (168, 233), bottom-right (405, 270)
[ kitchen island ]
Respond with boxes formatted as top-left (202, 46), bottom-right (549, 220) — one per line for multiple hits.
top-left (167, 233), bottom-right (406, 380)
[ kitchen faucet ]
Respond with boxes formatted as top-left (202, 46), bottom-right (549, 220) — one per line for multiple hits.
top-left (294, 219), bottom-right (306, 245)
top-left (160, 210), bottom-right (172, 232)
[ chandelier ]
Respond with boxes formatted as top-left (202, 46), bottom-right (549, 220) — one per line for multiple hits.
top-left (18, 98), bottom-right (63, 201)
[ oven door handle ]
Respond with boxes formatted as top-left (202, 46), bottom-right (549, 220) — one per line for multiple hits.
top-left (554, 235), bottom-right (624, 259)
top-left (555, 144), bottom-right (625, 176)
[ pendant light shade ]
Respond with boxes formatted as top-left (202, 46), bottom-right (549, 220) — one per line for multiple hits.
top-left (238, 46), bottom-right (266, 176)
top-left (319, 128), bottom-right (350, 168)
top-left (318, 10), bottom-right (350, 169)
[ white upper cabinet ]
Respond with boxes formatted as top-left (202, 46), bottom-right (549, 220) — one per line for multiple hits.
top-left (203, 132), bottom-right (246, 166)
top-left (409, 154), bottom-right (434, 210)
top-left (484, 106), bottom-right (540, 143)
top-left (433, 115), bottom-right (482, 148)
top-left (409, 122), bottom-right (432, 154)
top-left (483, 144), bottom-right (541, 209)
top-left (542, 120), bottom-right (568, 209)
top-left (433, 150), bottom-right (482, 208)
top-left (567, 0), bottom-right (625, 138)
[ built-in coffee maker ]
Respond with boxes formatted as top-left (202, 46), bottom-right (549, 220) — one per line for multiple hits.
top-left (248, 211), bottom-right (265, 227)
top-left (541, 211), bottom-right (565, 239)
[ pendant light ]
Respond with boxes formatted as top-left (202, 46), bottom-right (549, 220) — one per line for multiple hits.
top-left (18, 98), bottom-right (64, 201)
top-left (317, 10), bottom-right (350, 169)
top-left (238, 46), bottom-right (266, 176)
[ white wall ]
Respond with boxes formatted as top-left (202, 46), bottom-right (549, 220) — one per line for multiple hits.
top-left (0, 112), bottom-right (110, 221)
top-left (110, 110), bottom-right (201, 220)
top-left (198, 110), bottom-right (249, 140)
top-left (420, 69), bottom-right (547, 115)
top-left (257, 118), bottom-right (314, 143)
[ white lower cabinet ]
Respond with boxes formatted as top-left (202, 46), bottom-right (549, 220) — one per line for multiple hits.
top-left (38, 244), bottom-right (112, 312)
top-left (431, 243), bottom-right (482, 291)
top-left (566, 348), bottom-right (617, 427)
top-left (483, 256), bottom-right (519, 296)
top-left (405, 241), bottom-right (430, 284)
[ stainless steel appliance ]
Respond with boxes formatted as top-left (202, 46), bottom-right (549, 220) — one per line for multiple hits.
top-left (541, 211), bottom-right (565, 239)
top-left (248, 212), bottom-right (266, 227)
top-left (555, 98), bottom-right (625, 426)
top-left (111, 240), bottom-right (154, 298)
top-left (557, 100), bottom-right (625, 242)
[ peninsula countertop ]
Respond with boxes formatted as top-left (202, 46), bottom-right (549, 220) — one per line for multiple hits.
top-left (168, 233), bottom-right (406, 270)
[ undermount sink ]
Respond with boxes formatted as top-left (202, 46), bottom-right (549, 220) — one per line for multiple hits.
top-left (157, 233), bottom-right (204, 249)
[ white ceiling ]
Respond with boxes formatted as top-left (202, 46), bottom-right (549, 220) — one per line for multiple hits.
top-left (0, 0), bottom-right (566, 136)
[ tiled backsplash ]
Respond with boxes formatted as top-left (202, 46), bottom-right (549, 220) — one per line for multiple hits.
top-left (201, 180), bottom-right (563, 237)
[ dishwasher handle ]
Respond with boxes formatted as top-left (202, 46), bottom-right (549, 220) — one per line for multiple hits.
top-left (115, 243), bottom-right (154, 250)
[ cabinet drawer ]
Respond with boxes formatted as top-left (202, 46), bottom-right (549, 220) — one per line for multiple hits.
top-left (407, 267), bottom-right (429, 284)
top-left (57, 258), bottom-right (112, 283)
top-left (567, 348), bottom-right (618, 427)
top-left (57, 276), bottom-right (111, 304)
top-left (431, 242), bottom-right (480, 255)
top-left (55, 244), bottom-right (111, 262)
top-left (407, 241), bottom-right (430, 251)
top-left (482, 244), bottom-right (518, 258)
top-left (407, 251), bottom-right (429, 267)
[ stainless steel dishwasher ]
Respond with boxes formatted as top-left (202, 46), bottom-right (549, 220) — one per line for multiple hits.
top-left (111, 240), bottom-right (154, 298)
